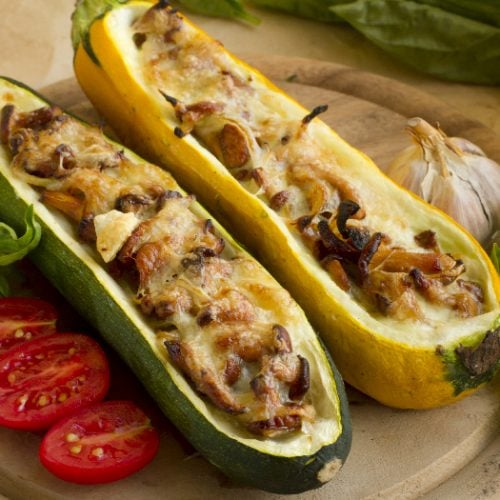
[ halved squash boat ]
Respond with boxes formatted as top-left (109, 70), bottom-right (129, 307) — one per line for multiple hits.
top-left (0, 77), bottom-right (351, 493)
top-left (71, 0), bottom-right (500, 411)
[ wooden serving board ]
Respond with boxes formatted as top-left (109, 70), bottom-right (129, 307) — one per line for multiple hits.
top-left (0, 56), bottom-right (499, 500)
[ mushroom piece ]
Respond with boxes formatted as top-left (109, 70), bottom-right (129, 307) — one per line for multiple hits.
top-left (165, 340), bottom-right (248, 415)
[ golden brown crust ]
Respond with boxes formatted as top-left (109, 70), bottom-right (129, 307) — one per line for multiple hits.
top-left (2, 104), bottom-right (316, 436)
top-left (131, 3), bottom-right (484, 323)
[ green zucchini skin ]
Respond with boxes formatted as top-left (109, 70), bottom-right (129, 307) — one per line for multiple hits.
top-left (0, 77), bottom-right (351, 494)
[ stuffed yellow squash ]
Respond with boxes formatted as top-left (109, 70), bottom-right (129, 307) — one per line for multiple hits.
top-left (72, 0), bottom-right (500, 409)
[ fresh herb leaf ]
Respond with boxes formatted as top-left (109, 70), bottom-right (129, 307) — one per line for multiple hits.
top-left (414, 0), bottom-right (500, 29)
top-left (177, 0), bottom-right (260, 25)
top-left (330, 0), bottom-right (500, 84)
top-left (250, 0), bottom-right (347, 22)
top-left (491, 243), bottom-right (500, 274)
top-left (0, 206), bottom-right (42, 267)
top-left (72, 0), bottom-right (128, 63)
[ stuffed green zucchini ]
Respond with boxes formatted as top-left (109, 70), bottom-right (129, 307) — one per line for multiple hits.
top-left (0, 77), bottom-right (351, 494)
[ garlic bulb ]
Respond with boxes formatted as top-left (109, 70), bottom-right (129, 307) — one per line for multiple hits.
top-left (387, 118), bottom-right (500, 245)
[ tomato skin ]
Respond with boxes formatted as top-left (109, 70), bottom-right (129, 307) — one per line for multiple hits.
top-left (0, 333), bottom-right (110, 431)
top-left (39, 400), bottom-right (160, 484)
top-left (0, 297), bottom-right (58, 354)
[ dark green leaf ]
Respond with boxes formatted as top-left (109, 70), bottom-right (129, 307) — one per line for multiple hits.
top-left (72, 0), bottom-right (127, 50)
top-left (330, 0), bottom-right (500, 84)
top-left (250, 0), bottom-right (348, 22)
top-left (0, 205), bottom-right (42, 266)
top-left (491, 243), bottom-right (500, 274)
top-left (414, 0), bottom-right (500, 29)
top-left (178, 0), bottom-right (260, 24)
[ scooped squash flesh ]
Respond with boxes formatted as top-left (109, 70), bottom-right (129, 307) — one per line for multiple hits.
top-left (72, 0), bottom-right (500, 409)
top-left (0, 77), bottom-right (351, 494)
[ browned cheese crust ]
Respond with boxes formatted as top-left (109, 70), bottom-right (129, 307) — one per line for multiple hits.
top-left (130, 2), bottom-right (484, 322)
top-left (1, 103), bottom-right (316, 437)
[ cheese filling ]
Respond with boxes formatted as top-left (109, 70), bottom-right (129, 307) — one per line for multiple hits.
top-left (129, 2), bottom-right (488, 326)
top-left (0, 102), bottom-right (341, 440)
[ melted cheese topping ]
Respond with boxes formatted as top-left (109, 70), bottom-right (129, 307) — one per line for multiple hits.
top-left (0, 81), bottom-right (342, 451)
top-left (94, 210), bottom-right (140, 262)
top-left (127, 3), bottom-right (493, 334)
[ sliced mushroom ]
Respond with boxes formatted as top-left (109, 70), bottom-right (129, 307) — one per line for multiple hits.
top-left (41, 190), bottom-right (84, 221)
top-left (115, 193), bottom-right (154, 213)
top-left (289, 355), bottom-right (311, 401)
top-left (414, 230), bottom-right (439, 251)
top-left (322, 257), bottom-right (351, 292)
top-left (224, 355), bottom-right (243, 386)
top-left (272, 324), bottom-right (292, 353)
top-left (365, 269), bottom-right (422, 320)
top-left (247, 414), bottom-right (302, 438)
top-left (217, 123), bottom-right (251, 168)
top-left (165, 340), bottom-right (247, 414)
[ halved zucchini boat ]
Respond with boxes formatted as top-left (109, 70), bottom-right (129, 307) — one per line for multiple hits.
top-left (0, 77), bottom-right (351, 494)
top-left (72, 0), bottom-right (500, 410)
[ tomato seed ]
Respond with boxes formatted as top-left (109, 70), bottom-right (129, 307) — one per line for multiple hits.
top-left (65, 433), bottom-right (79, 443)
top-left (68, 348), bottom-right (77, 356)
top-left (14, 329), bottom-right (24, 338)
top-left (7, 373), bottom-right (16, 384)
top-left (70, 445), bottom-right (82, 454)
top-left (38, 395), bottom-right (49, 407)
top-left (58, 393), bottom-right (68, 403)
top-left (91, 447), bottom-right (104, 458)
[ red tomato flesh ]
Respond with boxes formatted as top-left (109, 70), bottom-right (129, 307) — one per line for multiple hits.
top-left (0, 333), bottom-right (109, 431)
top-left (0, 297), bottom-right (58, 354)
top-left (40, 400), bottom-right (160, 484)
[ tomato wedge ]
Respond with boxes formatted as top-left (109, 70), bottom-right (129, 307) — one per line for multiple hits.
top-left (40, 400), bottom-right (160, 484)
top-left (0, 297), bottom-right (57, 354)
top-left (0, 333), bottom-right (109, 430)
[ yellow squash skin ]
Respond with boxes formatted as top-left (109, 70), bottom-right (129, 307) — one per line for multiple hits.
top-left (73, 1), bottom-right (500, 409)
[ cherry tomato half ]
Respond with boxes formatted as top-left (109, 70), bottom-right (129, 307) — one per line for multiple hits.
top-left (40, 400), bottom-right (160, 484)
top-left (0, 333), bottom-right (110, 430)
top-left (0, 297), bottom-right (58, 354)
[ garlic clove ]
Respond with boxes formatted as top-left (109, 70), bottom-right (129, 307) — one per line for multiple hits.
top-left (429, 175), bottom-right (493, 245)
top-left (386, 118), bottom-right (500, 246)
top-left (449, 137), bottom-right (486, 157)
top-left (387, 145), bottom-right (429, 195)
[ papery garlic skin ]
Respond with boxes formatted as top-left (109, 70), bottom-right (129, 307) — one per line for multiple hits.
top-left (387, 118), bottom-right (500, 246)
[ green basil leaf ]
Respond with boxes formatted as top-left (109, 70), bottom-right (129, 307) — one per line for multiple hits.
top-left (330, 0), bottom-right (500, 84)
top-left (0, 224), bottom-right (17, 240)
top-left (72, 0), bottom-right (132, 65)
top-left (491, 243), bottom-right (500, 274)
top-left (0, 205), bottom-right (42, 266)
top-left (177, 0), bottom-right (260, 24)
top-left (72, 0), bottom-right (128, 55)
top-left (250, 0), bottom-right (348, 22)
top-left (414, 0), bottom-right (500, 29)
